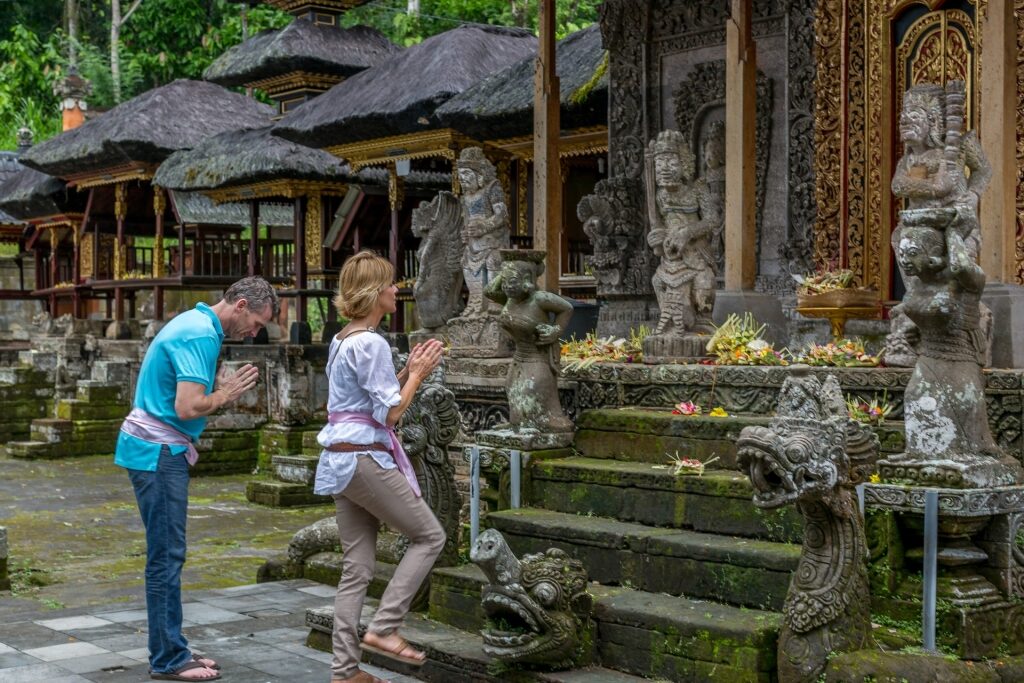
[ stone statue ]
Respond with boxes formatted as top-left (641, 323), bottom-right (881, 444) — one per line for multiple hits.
top-left (577, 189), bottom-right (625, 288)
top-left (455, 147), bottom-right (510, 319)
top-left (410, 193), bottom-right (464, 332)
top-left (737, 368), bottom-right (879, 683)
top-left (642, 129), bottom-right (720, 360)
top-left (881, 217), bottom-right (1022, 486)
top-left (470, 528), bottom-right (592, 668)
top-left (883, 81), bottom-right (992, 367)
top-left (484, 250), bottom-right (573, 437)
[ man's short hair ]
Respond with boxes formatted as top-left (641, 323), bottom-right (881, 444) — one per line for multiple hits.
top-left (223, 276), bottom-right (280, 318)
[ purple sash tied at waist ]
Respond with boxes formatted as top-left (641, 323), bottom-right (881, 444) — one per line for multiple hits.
top-left (120, 407), bottom-right (200, 466)
top-left (327, 411), bottom-right (421, 497)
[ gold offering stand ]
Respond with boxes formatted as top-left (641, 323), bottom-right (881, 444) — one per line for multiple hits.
top-left (795, 289), bottom-right (881, 339)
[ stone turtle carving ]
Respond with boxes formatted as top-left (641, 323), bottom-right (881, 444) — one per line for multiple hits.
top-left (736, 368), bottom-right (879, 683)
top-left (470, 528), bottom-right (592, 668)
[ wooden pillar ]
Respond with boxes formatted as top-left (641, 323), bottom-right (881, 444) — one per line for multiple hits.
top-left (979, 0), bottom-right (1016, 282)
top-left (294, 196), bottom-right (307, 322)
top-left (113, 182), bottom-right (127, 321)
top-left (724, 0), bottom-right (757, 291)
top-left (533, 0), bottom-right (560, 291)
top-left (388, 164), bottom-right (404, 332)
top-left (153, 186), bottom-right (166, 321)
top-left (248, 200), bottom-right (260, 276)
top-left (49, 228), bottom-right (58, 316)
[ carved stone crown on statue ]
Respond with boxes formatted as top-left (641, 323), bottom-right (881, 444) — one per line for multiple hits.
top-left (457, 146), bottom-right (498, 181)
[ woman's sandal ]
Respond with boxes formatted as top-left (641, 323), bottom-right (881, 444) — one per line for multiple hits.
top-left (360, 632), bottom-right (426, 667)
top-left (150, 660), bottom-right (221, 681)
top-left (192, 654), bottom-right (220, 670)
top-left (331, 670), bottom-right (388, 683)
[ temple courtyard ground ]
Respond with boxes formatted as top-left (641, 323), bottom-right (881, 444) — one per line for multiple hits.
top-left (0, 453), bottom-right (417, 682)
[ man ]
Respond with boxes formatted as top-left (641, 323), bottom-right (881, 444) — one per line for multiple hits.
top-left (115, 277), bottom-right (279, 682)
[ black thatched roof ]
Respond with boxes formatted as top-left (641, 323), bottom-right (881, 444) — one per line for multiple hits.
top-left (154, 126), bottom-right (348, 191)
top-left (170, 191), bottom-right (293, 227)
top-left (204, 19), bottom-right (398, 87)
top-left (0, 166), bottom-right (80, 220)
top-left (0, 151), bottom-right (26, 226)
top-left (273, 25), bottom-right (537, 148)
top-left (21, 80), bottom-right (274, 178)
top-left (435, 25), bottom-right (606, 140)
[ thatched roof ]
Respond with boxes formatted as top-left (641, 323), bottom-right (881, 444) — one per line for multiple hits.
top-left (435, 25), bottom-right (606, 140)
top-left (0, 166), bottom-right (79, 221)
top-left (0, 151), bottom-right (26, 227)
top-left (170, 191), bottom-right (293, 227)
top-left (204, 19), bottom-right (398, 87)
top-left (20, 80), bottom-right (274, 178)
top-left (273, 25), bottom-right (537, 148)
top-left (154, 126), bottom-right (348, 191)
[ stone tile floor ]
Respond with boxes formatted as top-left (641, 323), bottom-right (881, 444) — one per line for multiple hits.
top-left (0, 579), bottom-right (421, 683)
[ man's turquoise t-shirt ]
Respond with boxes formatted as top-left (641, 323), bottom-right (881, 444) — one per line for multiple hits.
top-left (114, 302), bottom-right (224, 471)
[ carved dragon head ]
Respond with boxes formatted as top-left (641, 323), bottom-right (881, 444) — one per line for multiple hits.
top-left (470, 529), bottom-right (592, 668)
top-left (737, 371), bottom-right (879, 514)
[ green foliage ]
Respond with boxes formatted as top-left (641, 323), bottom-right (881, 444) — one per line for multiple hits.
top-left (0, 23), bottom-right (64, 149)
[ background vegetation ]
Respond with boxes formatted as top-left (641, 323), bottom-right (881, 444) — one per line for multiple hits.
top-left (0, 0), bottom-right (600, 150)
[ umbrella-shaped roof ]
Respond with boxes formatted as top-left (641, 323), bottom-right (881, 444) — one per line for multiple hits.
top-left (0, 151), bottom-right (27, 228)
top-left (170, 191), bottom-right (294, 227)
top-left (204, 19), bottom-right (398, 88)
top-left (20, 79), bottom-right (274, 179)
top-left (154, 126), bottom-right (348, 191)
top-left (272, 24), bottom-right (537, 148)
top-left (0, 166), bottom-right (81, 221)
top-left (434, 24), bottom-right (607, 140)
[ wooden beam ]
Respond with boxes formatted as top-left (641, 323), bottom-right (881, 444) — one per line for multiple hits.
top-left (533, 0), bottom-right (560, 291)
top-left (979, 0), bottom-right (1016, 282)
top-left (724, 0), bottom-right (757, 291)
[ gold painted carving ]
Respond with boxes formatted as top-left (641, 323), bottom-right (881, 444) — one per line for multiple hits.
top-left (205, 180), bottom-right (346, 203)
top-left (845, 0), bottom-right (868, 287)
top-left (153, 186), bottom-right (166, 278)
top-left (1017, 0), bottom-right (1024, 284)
top-left (114, 182), bottom-right (128, 222)
top-left (327, 129), bottom-right (474, 172)
top-left (247, 71), bottom-right (343, 97)
top-left (814, 0), bottom-right (845, 271)
top-left (517, 158), bottom-right (529, 237)
top-left (496, 157), bottom-right (512, 214)
top-left (488, 126), bottom-right (608, 161)
top-left (387, 166), bottom-right (405, 211)
top-left (895, 11), bottom-right (975, 125)
top-left (305, 194), bottom-right (323, 270)
top-left (67, 164), bottom-right (155, 189)
top-left (265, 0), bottom-right (364, 12)
top-left (80, 232), bottom-right (94, 280)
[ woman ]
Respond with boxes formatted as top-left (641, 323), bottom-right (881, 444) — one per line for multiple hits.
top-left (315, 251), bottom-right (445, 683)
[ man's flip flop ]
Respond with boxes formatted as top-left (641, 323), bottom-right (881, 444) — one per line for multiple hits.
top-left (150, 660), bottom-right (221, 681)
top-left (361, 635), bottom-right (426, 667)
top-left (193, 653), bottom-right (220, 670)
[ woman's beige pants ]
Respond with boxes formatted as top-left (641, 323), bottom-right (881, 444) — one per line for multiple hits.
top-left (330, 456), bottom-right (446, 679)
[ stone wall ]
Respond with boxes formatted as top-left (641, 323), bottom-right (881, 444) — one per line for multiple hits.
top-left (0, 256), bottom-right (39, 341)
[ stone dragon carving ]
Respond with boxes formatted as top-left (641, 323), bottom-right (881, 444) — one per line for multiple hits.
top-left (410, 193), bottom-right (464, 332)
top-left (470, 528), bottom-right (592, 669)
top-left (736, 368), bottom-right (879, 683)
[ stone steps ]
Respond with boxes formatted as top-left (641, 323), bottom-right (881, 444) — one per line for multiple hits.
top-left (246, 480), bottom-right (331, 507)
top-left (529, 457), bottom-right (802, 543)
top-left (487, 508), bottom-right (799, 611)
top-left (575, 408), bottom-right (905, 466)
top-left (306, 597), bottom-right (669, 683)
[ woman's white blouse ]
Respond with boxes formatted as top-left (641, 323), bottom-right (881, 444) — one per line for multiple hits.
top-left (313, 333), bottom-right (402, 495)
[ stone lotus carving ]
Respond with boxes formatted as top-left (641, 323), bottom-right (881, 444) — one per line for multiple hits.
top-left (883, 80), bottom-right (992, 368)
top-left (737, 368), bottom-right (879, 683)
top-left (484, 250), bottom-right (573, 437)
top-left (410, 192), bottom-right (464, 332)
top-left (470, 528), bottom-right (592, 668)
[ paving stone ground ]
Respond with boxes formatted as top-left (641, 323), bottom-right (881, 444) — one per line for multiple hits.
top-left (0, 578), bottom-right (420, 682)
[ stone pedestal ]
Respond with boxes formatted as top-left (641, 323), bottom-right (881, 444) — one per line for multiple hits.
top-left (446, 316), bottom-right (513, 358)
top-left (713, 290), bottom-right (788, 346)
top-left (467, 429), bottom-right (574, 510)
top-left (596, 297), bottom-right (659, 339)
top-left (408, 329), bottom-right (448, 350)
top-left (982, 283), bottom-right (1024, 369)
top-left (642, 333), bottom-right (710, 363)
top-left (879, 451), bottom-right (1023, 489)
top-left (864, 483), bottom-right (1024, 658)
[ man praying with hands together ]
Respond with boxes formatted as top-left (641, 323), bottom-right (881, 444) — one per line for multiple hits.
top-left (115, 277), bottom-right (279, 681)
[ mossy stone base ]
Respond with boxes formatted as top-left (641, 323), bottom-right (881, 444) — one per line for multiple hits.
top-left (823, 649), bottom-right (1024, 682)
top-left (257, 423), bottom-right (320, 471)
top-left (192, 429), bottom-right (260, 475)
top-left (245, 480), bottom-right (331, 507)
top-left (303, 551), bottom-right (394, 600)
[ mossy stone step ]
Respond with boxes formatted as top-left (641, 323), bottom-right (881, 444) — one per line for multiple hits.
top-left (303, 553), bottom-right (395, 599)
top-left (5, 440), bottom-right (60, 459)
top-left (245, 480), bottom-right (331, 507)
top-left (529, 457), bottom-right (801, 542)
top-left (30, 418), bottom-right (73, 443)
top-left (307, 598), bottom-right (655, 683)
top-left (576, 408), bottom-right (905, 465)
top-left (488, 508), bottom-right (799, 610)
top-left (56, 399), bottom-right (128, 421)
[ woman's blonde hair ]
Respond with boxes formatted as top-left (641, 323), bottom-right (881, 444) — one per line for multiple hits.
top-left (334, 251), bottom-right (393, 319)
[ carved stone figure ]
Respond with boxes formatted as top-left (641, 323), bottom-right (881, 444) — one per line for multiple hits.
top-left (576, 189), bottom-right (625, 288)
top-left (642, 129), bottom-right (719, 360)
top-left (736, 368), bottom-right (879, 683)
top-left (880, 218), bottom-right (1022, 487)
top-left (410, 193), bottom-right (464, 332)
top-left (484, 250), bottom-right (573, 437)
top-left (455, 147), bottom-right (510, 319)
top-left (883, 80), bottom-right (992, 367)
top-left (702, 121), bottom-right (726, 276)
top-left (470, 528), bottom-right (592, 668)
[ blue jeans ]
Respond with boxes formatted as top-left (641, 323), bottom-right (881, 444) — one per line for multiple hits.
top-left (128, 445), bottom-right (192, 674)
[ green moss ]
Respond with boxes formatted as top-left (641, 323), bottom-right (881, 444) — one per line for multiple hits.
top-left (569, 52), bottom-right (608, 106)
